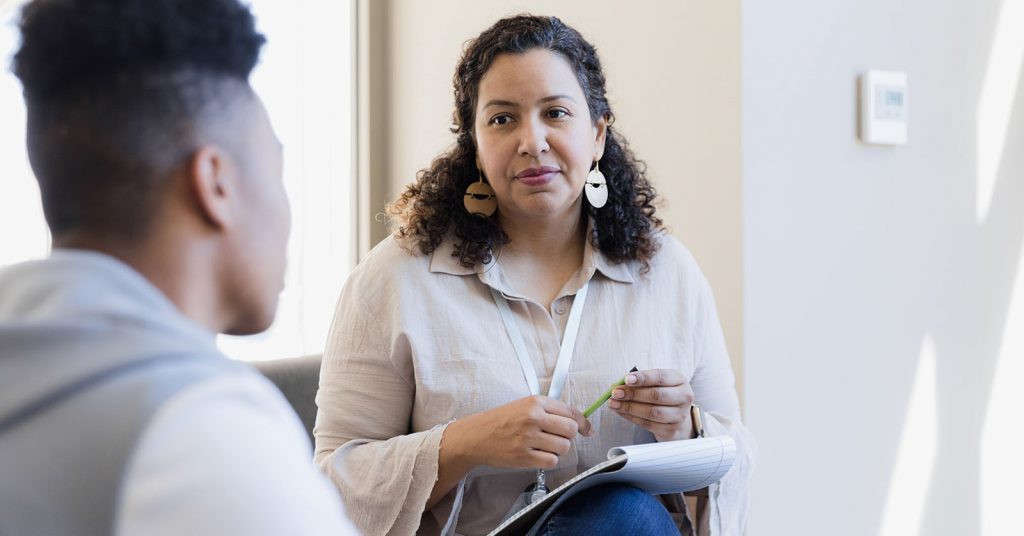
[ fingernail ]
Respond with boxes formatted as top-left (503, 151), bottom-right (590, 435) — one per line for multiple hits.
top-left (625, 374), bottom-right (638, 385)
top-left (609, 400), bottom-right (621, 409)
top-left (612, 389), bottom-right (624, 399)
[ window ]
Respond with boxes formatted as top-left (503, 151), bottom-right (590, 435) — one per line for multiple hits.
top-left (0, 1), bottom-right (50, 267)
top-left (0, 1), bottom-right (356, 361)
top-left (219, 1), bottom-right (356, 361)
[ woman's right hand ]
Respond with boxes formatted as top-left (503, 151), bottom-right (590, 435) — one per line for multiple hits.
top-left (442, 395), bottom-right (594, 471)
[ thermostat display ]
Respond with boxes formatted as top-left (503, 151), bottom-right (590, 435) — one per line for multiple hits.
top-left (860, 70), bottom-right (908, 145)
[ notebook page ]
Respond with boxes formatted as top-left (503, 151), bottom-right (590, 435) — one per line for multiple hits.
top-left (487, 436), bottom-right (736, 536)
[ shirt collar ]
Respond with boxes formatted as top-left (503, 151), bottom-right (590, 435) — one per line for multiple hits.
top-left (427, 219), bottom-right (637, 292)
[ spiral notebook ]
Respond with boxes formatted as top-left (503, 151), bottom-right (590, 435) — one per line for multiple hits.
top-left (487, 435), bottom-right (736, 536)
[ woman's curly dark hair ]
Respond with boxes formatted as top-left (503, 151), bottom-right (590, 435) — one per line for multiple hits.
top-left (388, 14), bottom-right (663, 271)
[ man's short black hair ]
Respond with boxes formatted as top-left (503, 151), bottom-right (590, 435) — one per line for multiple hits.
top-left (12, 0), bottom-right (266, 240)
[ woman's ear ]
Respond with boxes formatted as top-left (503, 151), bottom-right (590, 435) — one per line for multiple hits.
top-left (593, 113), bottom-right (609, 161)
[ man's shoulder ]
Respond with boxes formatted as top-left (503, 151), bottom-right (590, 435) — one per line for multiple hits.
top-left (143, 360), bottom-right (301, 439)
top-left (116, 361), bottom-right (358, 535)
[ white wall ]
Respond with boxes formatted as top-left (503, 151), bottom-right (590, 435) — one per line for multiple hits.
top-left (743, 0), bottom-right (1024, 534)
top-left (362, 0), bottom-right (745, 388)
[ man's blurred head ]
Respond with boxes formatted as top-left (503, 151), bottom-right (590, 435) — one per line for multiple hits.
top-left (13, 0), bottom-right (291, 334)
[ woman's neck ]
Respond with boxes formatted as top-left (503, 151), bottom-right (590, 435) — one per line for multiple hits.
top-left (497, 211), bottom-right (587, 306)
top-left (499, 211), bottom-right (586, 262)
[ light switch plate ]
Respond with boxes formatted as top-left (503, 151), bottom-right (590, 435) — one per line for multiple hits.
top-left (860, 70), bottom-right (908, 145)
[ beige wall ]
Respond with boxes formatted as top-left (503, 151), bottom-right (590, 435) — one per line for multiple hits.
top-left (357, 0), bottom-right (744, 393)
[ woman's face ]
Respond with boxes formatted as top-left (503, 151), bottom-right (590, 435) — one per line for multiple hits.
top-left (473, 48), bottom-right (607, 224)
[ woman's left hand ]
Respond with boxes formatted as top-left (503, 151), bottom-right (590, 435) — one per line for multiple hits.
top-left (609, 368), bottom-right (695, 442)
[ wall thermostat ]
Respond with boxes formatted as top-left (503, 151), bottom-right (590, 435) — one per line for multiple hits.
top-left (860, 70), bottom-right (908, 145)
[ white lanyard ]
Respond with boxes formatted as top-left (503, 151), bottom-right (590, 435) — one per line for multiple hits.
top-left (490, 283), bottom-right (589, 399)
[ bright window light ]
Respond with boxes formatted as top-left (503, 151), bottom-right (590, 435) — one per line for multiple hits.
top-left (981, 242), bottom-right (1024, 535)
top-left (975, 0), bottom-right (1024, 223)
top-left (878, 335), bottom-right (938, 536)
top-left (979, 1), bottom-right (1024, 519)
top-left (217, 0), bottom-right (356, 360)
top-left (0, 1), bottom-right (50, 266)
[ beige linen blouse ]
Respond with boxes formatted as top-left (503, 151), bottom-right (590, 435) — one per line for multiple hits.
top-left (314, 231), bottom-right (755, 536)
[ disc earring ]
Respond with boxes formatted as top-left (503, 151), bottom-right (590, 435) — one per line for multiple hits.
top-left (464, 172), bottom-right (497, 217)
top-left (584, 161), bottom-right (608, 209)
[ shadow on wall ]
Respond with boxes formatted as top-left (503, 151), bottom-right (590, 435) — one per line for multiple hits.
top-left (879, 1), bottom-right (1024, 532)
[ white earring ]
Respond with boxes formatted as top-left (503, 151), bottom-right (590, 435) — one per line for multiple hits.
top-left (584, 161), bottom-right (608, 209)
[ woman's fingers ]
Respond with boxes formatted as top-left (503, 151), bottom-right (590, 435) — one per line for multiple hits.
top-left (527, 450), bottom-right (561, 471)
top-left (624, 368), bottom-right (686, 387)
top-left (530, 432), bottom-right (573, 457)
top-left (539, 414), bottom-right (578, 439)
top-left (539, 397), bottom-right (594, 437)
top-left (608, 370), bottom-right (697, 441)
top-left (568, 405), bottom-right (595, 437)
top-left (609, 399), bottom-right (687, 424)
top-left (612, 384), bottom-right (693, 406)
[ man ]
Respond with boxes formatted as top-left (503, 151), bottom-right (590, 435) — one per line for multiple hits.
top-left (0, 0), bottom-right (359, 534)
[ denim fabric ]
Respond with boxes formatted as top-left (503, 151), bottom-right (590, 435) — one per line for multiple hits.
top-left (530, 484), bottom-right (678, 536)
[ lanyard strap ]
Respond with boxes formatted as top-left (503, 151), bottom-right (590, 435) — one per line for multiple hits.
top-left (490, 283), bottom-right (589, 399)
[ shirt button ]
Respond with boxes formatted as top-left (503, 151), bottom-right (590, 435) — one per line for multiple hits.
top-left (555, 302), bottom-right (567, 315)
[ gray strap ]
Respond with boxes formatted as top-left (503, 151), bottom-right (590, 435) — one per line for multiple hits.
top-left (0, 353), bottom-right (190, 436)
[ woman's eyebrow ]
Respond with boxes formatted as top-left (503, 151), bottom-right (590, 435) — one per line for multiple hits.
top-left (482, 99), bottom-right (518, 110)
top-left (538, 94), bottom-right (576, 104)
top-left (482, 94), bottom-right (577, 111)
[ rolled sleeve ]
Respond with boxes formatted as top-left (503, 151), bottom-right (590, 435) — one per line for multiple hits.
top-left (314, 266), bottom-right (459, 535)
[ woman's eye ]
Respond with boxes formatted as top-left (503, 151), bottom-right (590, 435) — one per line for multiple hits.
top-left (547, 109), bottom-right (569, 119)
top-left (490, 115), bottom-right (512, 126)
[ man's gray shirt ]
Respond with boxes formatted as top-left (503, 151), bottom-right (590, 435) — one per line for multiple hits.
top-left (0, 250), bottom-right (356, 535)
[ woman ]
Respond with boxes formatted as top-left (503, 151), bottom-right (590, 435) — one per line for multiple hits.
top-left (315, 15), bottom-right (754, 536)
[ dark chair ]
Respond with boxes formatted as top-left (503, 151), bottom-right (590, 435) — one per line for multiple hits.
top-left (250, 354), bottom-right (322, 444)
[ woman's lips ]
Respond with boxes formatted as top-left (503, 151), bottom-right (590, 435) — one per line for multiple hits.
top-left (515, 166), bottom-right (560, 186)
top-left (517, 172), bottom-right (557, 186)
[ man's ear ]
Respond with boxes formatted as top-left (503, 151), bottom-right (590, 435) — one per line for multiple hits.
top-left (188, 145), bottom-right (236, 231)
top-left (593, 113), bottom-right (609, 161)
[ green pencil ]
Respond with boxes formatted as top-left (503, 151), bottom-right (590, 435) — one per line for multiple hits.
top-left (583, 366), bottom-right (639, 418)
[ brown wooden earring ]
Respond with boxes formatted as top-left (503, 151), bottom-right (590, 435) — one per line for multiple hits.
top-left (464, 172), bottom-right (497, 217)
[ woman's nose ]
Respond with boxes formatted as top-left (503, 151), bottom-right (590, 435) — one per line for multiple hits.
top-left (517, 118), bottom-right (550, 157)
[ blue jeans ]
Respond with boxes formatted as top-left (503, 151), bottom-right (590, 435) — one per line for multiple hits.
top-left (527, 483), bottom-right (679, 536)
